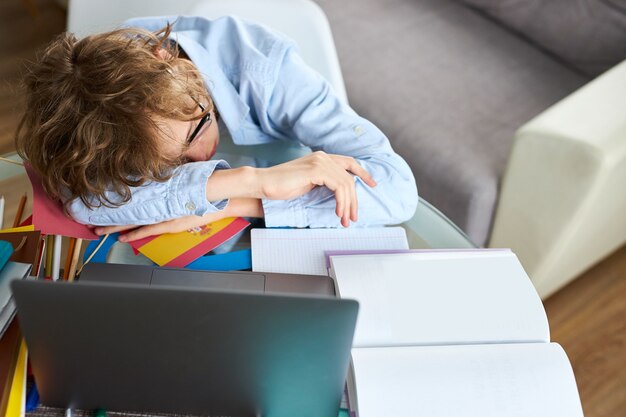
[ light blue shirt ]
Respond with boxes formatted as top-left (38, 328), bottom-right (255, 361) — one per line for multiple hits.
top-left (68, 15), bottom-right (418, 228)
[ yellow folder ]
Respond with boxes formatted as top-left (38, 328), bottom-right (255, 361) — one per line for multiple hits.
top-left (5, 340), bottom-right (27, 417)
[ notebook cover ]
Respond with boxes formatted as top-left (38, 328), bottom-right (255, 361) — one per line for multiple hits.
top-left (0, 232), bottom-right (41, 276)
top-left (0, 241), bottom-right (12, 271)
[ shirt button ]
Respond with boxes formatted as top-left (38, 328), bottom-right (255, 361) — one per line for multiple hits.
top-left (353, 125), bottom-right (365, 137)
top-left (185, 202), bottom-right (196, 211)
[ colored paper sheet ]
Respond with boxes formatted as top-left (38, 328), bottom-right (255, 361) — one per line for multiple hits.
top-left (18, 215), bottom-right (32, 228)
top-left (83, 233), bottom-right (120, 264)
top-left (129, 217), bottom-right (250, 267)
top-left (5, 340), bottom-right (27, 417)
top-left (186, 249), bottom-right (252, 271)
top-left (24, 165), bottom-right (98, 240)
top-left (0, 226), bottom-right (35, 234)
top-left (83, 234), bottom-right (252, 270)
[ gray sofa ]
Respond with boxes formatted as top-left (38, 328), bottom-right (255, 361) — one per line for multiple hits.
top-left (313, 0), bottom-right (626, 247)
top-left (61, 0), bottom-right (626, 297)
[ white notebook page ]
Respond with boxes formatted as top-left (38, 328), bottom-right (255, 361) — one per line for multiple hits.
top-left (251, 228), bottom-right (408, 275)
top-left (351, 343), bottom-right (583, 417)
top-left (330, 251), bottom-right (549, 347)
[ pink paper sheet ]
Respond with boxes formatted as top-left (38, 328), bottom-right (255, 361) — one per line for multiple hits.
top-left (25, 164), bottom-right (98, 240)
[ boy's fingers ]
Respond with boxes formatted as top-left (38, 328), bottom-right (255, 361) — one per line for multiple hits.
top-left (119, 225), bottom-right (159, 242)
top-left (353, 167), bottom-right (376, 188)
top-left (119, 216), bottom-right (203, 242)
top-left (94, 225), bottom-right (136, 235)
top-left (334, 187), bottom-right (344, 219)
top-left (332, 155), bottom-right (377, 187)
top-left (343, 182), bottom-right (353, 227)
top-left (350, 182), bottom-right (358, 222)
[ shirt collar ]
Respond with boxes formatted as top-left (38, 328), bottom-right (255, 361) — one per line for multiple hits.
top-left (172, 32), bottom-right (250, 137)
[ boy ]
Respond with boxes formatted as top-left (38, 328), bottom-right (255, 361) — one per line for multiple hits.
top-left (16, 16), bottom-right (417, 242)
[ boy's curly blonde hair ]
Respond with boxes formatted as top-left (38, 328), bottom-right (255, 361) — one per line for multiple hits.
top-left (15, 24), bottom-right (213, 210)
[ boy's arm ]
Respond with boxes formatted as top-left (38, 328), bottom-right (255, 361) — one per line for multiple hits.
top-left (259, 46), bottom-right (418, 228)
top-left (94, 151), bottom-right (378, 241)
top-left (96, 197), bottom-right (263, 242)
top-left (71, 153), bottom-right (374, 233)
top-left (66, 160), bottom-right (235, 226)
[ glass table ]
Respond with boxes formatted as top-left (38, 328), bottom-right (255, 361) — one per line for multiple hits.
top-left (24, 196), bottom-right (475, 417)
top-left (85, 196), bottom-right (477, 266)
top-left (1, 160), bottom-right (477, 417)
top-left (403, 197), bottom-right (475, 249)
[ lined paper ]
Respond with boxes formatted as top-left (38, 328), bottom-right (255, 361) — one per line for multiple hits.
top-left (352, 343), bottom-right (584, 417)
top-left (251, 227), bottom-right (408, 275)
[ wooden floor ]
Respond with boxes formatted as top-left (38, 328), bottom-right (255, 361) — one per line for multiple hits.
top-left (1, 1), bottom-right (625, 416)
top-left (544, 245), bottom-right (626, 417)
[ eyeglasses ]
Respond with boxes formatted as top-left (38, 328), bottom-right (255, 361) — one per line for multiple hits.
top-left (187, 101), bottom-right (212, 145)
top-left (165, 69), bottom-right (216, 146)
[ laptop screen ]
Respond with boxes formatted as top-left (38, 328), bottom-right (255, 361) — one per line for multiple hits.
top-left (12, 279), bottom-right (357, 417)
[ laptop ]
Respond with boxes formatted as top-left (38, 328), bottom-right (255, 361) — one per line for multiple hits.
top-left (11, 267), bottom-right (358, 417)
top-left (78, 262), bottom-right (337, 296)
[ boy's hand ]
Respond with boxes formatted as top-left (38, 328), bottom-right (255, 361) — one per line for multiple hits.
top-left (93, 198), bottom-right (263, 242)
top-left (203, 152), bottom-right (375, 227)
top-left (255, 152), bottom-right (377, 227)
top-left (94, 214), bottom-right (222, 242)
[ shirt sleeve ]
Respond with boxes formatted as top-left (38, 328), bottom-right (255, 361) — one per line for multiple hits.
top-left (261, 46), bottom-right (418, 228)
top-left (67, 160), bottom-right (231, 226)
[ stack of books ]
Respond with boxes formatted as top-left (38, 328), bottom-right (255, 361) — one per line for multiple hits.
top-left (0, 189), bottom-right (50, 416)
top-left (0, 230), bottom-right (36, 416)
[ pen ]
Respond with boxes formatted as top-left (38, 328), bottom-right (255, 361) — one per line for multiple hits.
top-left (13, 192), bottom-right (27, 227)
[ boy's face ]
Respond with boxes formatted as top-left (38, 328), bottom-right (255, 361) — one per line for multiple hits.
top-left (155, 108), bottom-right (220, 162)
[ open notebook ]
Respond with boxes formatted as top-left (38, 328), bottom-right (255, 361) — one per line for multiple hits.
top-left (328, 250), bottom-right (584, 417)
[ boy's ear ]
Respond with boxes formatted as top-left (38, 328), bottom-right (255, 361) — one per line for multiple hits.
top-left (154, 47), bottom-right (172, 60)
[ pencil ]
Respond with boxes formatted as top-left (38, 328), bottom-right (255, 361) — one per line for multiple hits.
top-left (12, 193), bottom-right (27, 228)
top-left (44, 235), bottom-right (53, 279)
top-left (63, 238), bottom-right (77, 280)
top-left (33, 236), bottom-right (45, 277)
top-left (67, 239), bottom-right (83, 282)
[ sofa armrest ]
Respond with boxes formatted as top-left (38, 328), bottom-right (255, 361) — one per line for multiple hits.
top-left (490, 60), bottom-right (626, 298)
